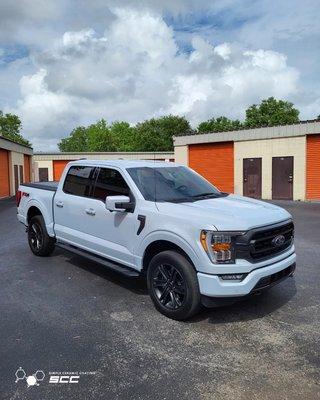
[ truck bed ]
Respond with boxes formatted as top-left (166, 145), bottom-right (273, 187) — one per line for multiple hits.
top-left (17, 181), bottom-right (58, 235)
top-left (21, 181), bottom-right (58, 192)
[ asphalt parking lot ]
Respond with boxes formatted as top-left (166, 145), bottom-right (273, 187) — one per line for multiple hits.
top-left (0, 198), bottom-right (319, 400)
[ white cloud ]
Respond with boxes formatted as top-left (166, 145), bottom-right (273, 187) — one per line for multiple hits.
top-left (7, 8), bottom-right (303, 150)
top-left (17, 69), bottom-right (74, 135)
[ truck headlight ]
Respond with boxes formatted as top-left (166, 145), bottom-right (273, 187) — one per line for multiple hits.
top-left (200, 230), bottom-right (240, 263)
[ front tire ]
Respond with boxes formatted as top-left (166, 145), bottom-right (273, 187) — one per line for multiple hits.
top-left (28, 215), bottom-right (55, 256)
top-left (147, 250), bottom-right (201, 320)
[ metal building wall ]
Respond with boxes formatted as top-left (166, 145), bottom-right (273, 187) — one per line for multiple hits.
top-left (234, 136), bottom-right (306, 200)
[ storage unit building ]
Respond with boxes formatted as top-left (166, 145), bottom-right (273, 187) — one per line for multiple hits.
top-left (0, 136), bottom-right (33, 198)
top-left (174, 120), bottom-right (320, 201)
top-left (33, 152), bottom-right (175, 182)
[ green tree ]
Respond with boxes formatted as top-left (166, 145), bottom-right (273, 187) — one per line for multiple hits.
top-left (245, 97), bottom-right (299, 128)
top-left (58, 126), bottom-right (88, 152)
top-left (58, 119), bottom-right (117, 152)
top-left (197, 116), bottom-right (242, 133)
top-left (110, 121), bottom-right (136, 151)
top-left (87, 119), bottom-right (116, 152)
top-left (134, 115), bottom-right (191, 151)
top-left (0, 111), bottom-right (31, 147)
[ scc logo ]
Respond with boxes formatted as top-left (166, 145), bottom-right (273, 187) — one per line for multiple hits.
top-left (49, 376), bottom-right (80, 384)
top-left (15, 367), bottom-right (45, 387)
top-left (271, 234), bottom-right (286, 247)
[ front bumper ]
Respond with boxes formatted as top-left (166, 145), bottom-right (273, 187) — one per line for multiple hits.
top-left (197, 252), bottom-right (296, 297)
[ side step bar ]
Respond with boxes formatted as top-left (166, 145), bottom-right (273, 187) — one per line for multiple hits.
top-left (56, 242), bottom-right (141, 278)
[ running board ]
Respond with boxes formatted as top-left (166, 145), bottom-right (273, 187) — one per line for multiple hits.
top-left (56, 242), bottom-right (140, 277)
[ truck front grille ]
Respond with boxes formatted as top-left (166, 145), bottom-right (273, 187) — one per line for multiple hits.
top-left (250, 222), bottom-right (294, 260)
top-left (235, 220), bottom-right (294, 263)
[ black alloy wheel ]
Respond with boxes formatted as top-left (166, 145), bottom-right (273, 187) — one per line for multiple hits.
top-left (147, 250), bottom-right (201, 320)
top-left (152, 263), bottom-right (186, 310)
top-left (29, 221), bottom-right (43, 252)
top-left (27, 215), bottom-right (55, 256)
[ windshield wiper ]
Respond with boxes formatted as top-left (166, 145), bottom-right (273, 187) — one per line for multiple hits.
top-left (163, 197), bottom-right (195, 203)
top-left (191, 192), bottom-right (220, 199)
top-left (160, 192), bottom-right (228, 203)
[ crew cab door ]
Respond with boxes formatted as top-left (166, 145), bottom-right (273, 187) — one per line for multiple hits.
top-left (54, 165), bottom-right (96, 247)
top-left (54, 165), bottom-right (137, 267)
top-left (84, 167), bottom-right (137, 266)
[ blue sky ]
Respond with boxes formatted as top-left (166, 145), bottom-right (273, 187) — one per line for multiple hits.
top-left (0, 0), bottom-right (319, 150)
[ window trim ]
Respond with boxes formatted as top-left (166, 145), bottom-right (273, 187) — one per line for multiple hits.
top-left (62, 165), bottom-right (96, 199)
top-left (62, 165), bottom-right (137, 211)
top-left (90, 167), bottom-right (136, 209)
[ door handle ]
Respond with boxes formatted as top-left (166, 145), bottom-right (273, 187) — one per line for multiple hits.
top-left (85, 208), bottom-right (96, 216)
top-left (56, 201), bottom-right (64, 208)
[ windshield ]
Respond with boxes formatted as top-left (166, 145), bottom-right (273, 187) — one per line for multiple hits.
top-left (127, 166), bottom-right (228, 203)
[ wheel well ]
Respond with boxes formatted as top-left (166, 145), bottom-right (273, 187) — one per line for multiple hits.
top-left (27, 206), bottom-right (42, 224)
top-left (142, 240), bottom-right (194, 274)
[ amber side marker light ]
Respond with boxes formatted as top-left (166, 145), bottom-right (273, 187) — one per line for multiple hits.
top-left (200, 231), bottom-right (208, 252)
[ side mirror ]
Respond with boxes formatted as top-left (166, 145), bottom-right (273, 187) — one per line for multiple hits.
top-left (105, 195), bottom-right (134, 213)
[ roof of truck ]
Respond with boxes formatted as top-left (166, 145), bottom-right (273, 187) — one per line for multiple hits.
top-left (70, 159), bottom-right (179, 168)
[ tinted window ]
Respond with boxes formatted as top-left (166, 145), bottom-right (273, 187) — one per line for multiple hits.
top-left (63, 166), bottom-right (94, 197)
top-left (93, 168), bottom-right (130, 201)
top-left (127, 166), bottom-right (224, 202)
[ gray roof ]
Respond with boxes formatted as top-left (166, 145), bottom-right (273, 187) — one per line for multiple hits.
top-left (70, 159), bottom-right (179, 168)
top-left (0, 135), bottom-right (33, 155)
top-left (174, 120), bottom-right (320, 146)
top-left (34, 151), bottom-right (174, 155)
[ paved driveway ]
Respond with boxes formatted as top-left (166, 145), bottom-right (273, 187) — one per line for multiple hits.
top-left (0, 198), bottom-right (319, 399)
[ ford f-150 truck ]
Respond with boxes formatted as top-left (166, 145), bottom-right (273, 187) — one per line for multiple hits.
top-left (17, 160), bottom-right (296, 320)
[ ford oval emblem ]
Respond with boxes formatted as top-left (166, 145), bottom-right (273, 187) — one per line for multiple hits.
top-left (272, 234), bottom-right (285, 247)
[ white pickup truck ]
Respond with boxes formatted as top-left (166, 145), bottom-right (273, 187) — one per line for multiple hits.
top-left (17, 160), bottom-right (296, 320)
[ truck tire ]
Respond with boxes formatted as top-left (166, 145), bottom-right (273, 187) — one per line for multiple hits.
top-left (147, 250), bottom-right (201, 320)
top-left (28, 215), bottom-right (55, 256)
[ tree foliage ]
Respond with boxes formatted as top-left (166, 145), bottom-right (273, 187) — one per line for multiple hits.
top-left (196, 97), bottom-right (300, 134)
top-left (134, 115), bottom-right (191, 151)
top-left (59, 120), bottom-right (116, 152)
top-left (244, 97), bottom-right (299, 128)
top-left (197, 116), bottom-right (242, 133)
top-left (0, 111), bottom-right (31, 147)
top-left (58, 98), bottom-right (302, 152)
top-left (58, 126), bottom-right (88, 152)
top-left (110, 121), bottom-right (136, 151)
top-left (86, 119), bottom-right (116, 152)
top-left (58, 115), bottom-right (191, 152)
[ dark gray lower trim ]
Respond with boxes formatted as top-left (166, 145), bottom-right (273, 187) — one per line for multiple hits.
top-left (56, 242), bottom-right (140, 277)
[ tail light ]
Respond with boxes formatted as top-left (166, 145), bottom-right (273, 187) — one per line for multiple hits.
top-left (16, 190), bottom-right (22, 207)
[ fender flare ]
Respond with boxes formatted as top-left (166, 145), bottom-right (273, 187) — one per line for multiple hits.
top-left (26, 199), bottom-right (55, 237)
top-left (138, 230), bottom-right (200, 268)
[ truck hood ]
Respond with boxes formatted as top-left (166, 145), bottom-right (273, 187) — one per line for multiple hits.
top-left (156, 194), bottom-right (292, 231)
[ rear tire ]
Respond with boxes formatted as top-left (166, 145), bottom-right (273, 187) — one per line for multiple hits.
top-left (28, 215), bottom-right (55, 256)
top-left (147, 250), bottom-right (201, 321)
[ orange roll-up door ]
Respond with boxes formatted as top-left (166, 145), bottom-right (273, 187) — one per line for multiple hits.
top-left (306, 134), bottom-right (320, 200)
top-left (189, 142), bottom-right (234, 193)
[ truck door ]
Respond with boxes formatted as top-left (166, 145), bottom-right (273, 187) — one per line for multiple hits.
top-left (54, 165), bottom-right (136, 267)
top-left (53, 165), bottom-right (96, 248)
top-left (84, 167), bottom-right (136, 266)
